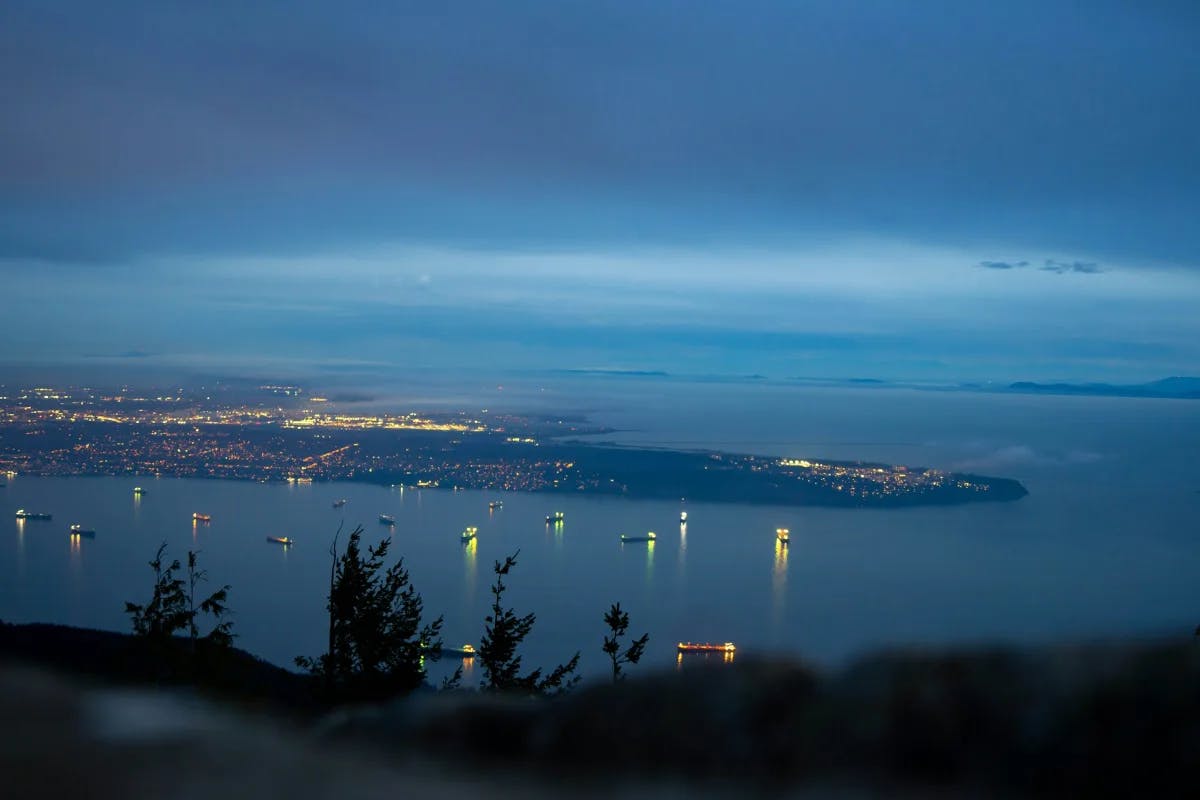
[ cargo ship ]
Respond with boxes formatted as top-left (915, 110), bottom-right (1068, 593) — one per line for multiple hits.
top-left (545, 511), bottom-right (565, 524)
top-left (379, 514), bottom-right (396, 525)
top-left (680, 511), bottom-right (688, 523)
top-left (777, 527), bottom-right (790, 544)
top-left (488, 500), bottom-right (503, 510)
top-left (461, 526), bottom-right (478, 542)
top-left (332, 499), bottom-right (347, 508)
top-left (677, 642), bottom-right (736, 654)
top-left (15, 510), bottom-right (52, 521)
top-left (620, 532), bottom-right (657, 543)
top-left (69, 524), bottom-right (96, 538)
top-left (267, 536), bottom-right (294, 546)
top-left (422, 643), bottom-right (477, 659)
top-left (132, 487), bottom-right (145, 495)
top-left (192, 513), bottom-right (211, 523)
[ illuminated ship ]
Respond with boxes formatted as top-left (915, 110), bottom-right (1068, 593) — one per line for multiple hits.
top-left (422, 643), bottom-right (477, 659)
top-left (620, 532), bottom-right (657, 543)
top-left (132, 487), bottom-right (145, 495)
top-left (677, 642), bottom-right (736, 654)
top-left (777, 527), bottom-right (790, 544)
top-left (379, 514), bottom-right (396, 525)
top-left (680, 511), bottom-right (688, 523)
top-left (15, 510), bottom-right (52, 520)
top-left (488, 500), bottom-right (503, 510)
top-left (332, 499), bottom-right (347, 508)
top-left (461, 526), bottom-right (478, 542)
top-left (267, 536), bottom-right (294, 546)
top-left (69, 524), bottom-right (96, 537)
top-left (192, 513), bottom-right (211, 522)
top-left (545, 511), bottom-right (565, 524)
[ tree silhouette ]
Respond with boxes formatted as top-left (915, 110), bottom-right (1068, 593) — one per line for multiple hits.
top-left (297, 525), bottom-right (442, 703)
top-left (125, 543), bottom-right (233, 647)
top-left (478, 550), bottom-right (579, 694)
top-left (601, 602), bottom-right (649, 682)
top-left (187, 550), bottom-right (234, 649)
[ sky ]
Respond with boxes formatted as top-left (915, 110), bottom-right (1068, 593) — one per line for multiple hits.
top-left (2, 1), bottom-right (1199, 384)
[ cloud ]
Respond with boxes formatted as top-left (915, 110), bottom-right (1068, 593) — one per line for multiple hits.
top-left (2, 2), bottom-right (1199, 263)
top-left (953, 444), bottom-right (1104, 471)
top-left (977, 259), bottom-right (1105, 275)
top-left (84, 350), bottom-right (155, 359)
top-left (1040, 260), bottom-right (1104, 275)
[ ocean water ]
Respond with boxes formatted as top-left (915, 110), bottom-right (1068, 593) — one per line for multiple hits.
top-left (2, 379), bottom-right (1199, 683)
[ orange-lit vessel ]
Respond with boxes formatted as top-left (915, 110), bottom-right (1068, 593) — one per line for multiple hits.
top-left (192, 513), bottom-right (211, 522)
top-left (677, 642), bottom-right (736, 653)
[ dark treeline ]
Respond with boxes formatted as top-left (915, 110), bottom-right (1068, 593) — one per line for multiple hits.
top-left (113, 526), bottom-right (647, 708)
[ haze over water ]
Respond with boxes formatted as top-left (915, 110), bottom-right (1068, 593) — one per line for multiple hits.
top-left (2, 378), bottom-right (1199, 682)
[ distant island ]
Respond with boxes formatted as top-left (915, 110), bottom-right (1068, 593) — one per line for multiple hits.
top-left (1003, 377), bottom-right (1200, 400)
top-left (782, 375), bottom-right (1200, 400)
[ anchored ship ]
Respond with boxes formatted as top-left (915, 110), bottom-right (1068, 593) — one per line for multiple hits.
top-left (545, 511), bottom-right (565, 524)
top-left (16, 509), bottom-right (52, 521)
top-left (332, 499), bottom-right (347, 508)
top-left (620, 531), bottom-right (657, 543)
top-left (461, 526), bottom-right (478, 542)
top-left (379, 514), bottom-right (396, 525)
top-left (69, 524), bottom-right (96, 538)
top-left (777, 527), bottom-right (790, 544)
top-left (192, 513), bottom-right (211, 522)
top-left (677, 642), bottom-right (736, 654)
top-left (488, 500), bottom-right (503, 510)
top-left (267, 536), bottom-right (294, 546)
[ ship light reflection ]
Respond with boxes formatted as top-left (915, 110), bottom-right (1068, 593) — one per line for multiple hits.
top-left (463, 536), bottom-right (478, 604)
top-left (772, 536), bottom-right (789, 624)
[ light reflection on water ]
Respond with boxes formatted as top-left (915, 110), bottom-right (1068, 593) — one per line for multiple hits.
top-left (645, 538), bottom-right (655, 584)
top-left (462, 536), bottom-right (477, 609)
top-left (678, 522), bottom-right (687, 568)
top-left (772, 537), bottom-right (788, 632)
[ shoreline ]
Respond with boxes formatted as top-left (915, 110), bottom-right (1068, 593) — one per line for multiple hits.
top-left (2, 464), bottom-right (1029, 509)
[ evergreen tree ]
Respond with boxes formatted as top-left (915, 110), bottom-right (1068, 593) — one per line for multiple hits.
top-left (125, 543), bottom-right (233, 647)
top-left (297, 525), bottom-right (442, 702)
top-left (187, 550), bottom-right (234, 649)
top-left (478, 550), bottom-right (580, 694)
top-left (601, 602), bottom-right (649, 682)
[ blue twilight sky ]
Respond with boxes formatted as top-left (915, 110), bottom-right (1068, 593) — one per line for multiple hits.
top-left (2, 1), bottom-right (1199, 383)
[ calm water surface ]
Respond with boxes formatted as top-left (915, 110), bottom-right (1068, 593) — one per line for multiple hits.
top-left (2, 382), bottom-right (1199, 682)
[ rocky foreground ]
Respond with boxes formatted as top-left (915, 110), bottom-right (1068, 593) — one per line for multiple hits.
top-left (4, 634), bottom-right (1200, 798)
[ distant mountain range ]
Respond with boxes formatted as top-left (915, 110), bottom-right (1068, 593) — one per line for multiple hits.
top-left (1003, 377), bottom-right (1200, 399)
top-left (548, 370), bottom-right (1200, 399)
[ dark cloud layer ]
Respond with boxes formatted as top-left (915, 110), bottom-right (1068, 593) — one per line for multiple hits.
top-left (1041, 260), bottom-right (1104, 275)
top-left (2, 1), bottom-right (1199, 265)
top-left (977, 259), bottom-right (1104, 274)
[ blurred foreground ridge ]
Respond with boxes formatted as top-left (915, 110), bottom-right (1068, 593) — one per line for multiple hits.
top-left (4, 632), bottom-right (1200, 797)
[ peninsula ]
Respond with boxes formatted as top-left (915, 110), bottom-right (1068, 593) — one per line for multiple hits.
top-left (0, 384), bottom-right (1027, 508)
